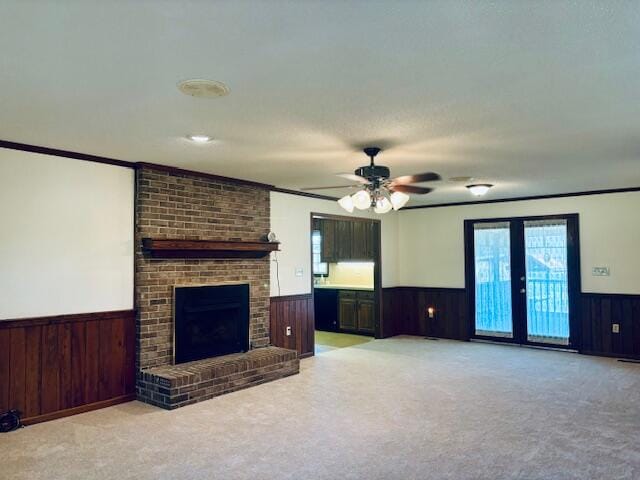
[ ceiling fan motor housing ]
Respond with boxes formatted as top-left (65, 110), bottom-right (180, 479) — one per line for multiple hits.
top-left (355, 164), bottom-right (390, 181)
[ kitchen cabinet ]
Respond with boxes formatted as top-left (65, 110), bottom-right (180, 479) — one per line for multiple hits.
top-left (336, 220), bottom-right (352, 260)
top-left (351, 220), bottom-right (375, 260)
top-left (315, 287), bottom-right (376, 336)
top-left (356, 291), bottom-right (375, 334)
top-left (338, 289), bottom-right (375, 335)
top-left (317, 218), bottom-right (375, 262)
top-left (338, 290), bottom-right (358, 330)
top-left (320, 219), bottom-right (337, 263)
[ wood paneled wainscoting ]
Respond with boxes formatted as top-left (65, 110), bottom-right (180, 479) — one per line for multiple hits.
top-left (581, 293), bottom-right (640, 359)
top-left (269, 294), bottom-right (314, 358)
top-left (383, 287), bottom-right (468, 340)
top-left (384, 287), bottom-right (640, 360)
top-left (0, 309), bottom-right (136, 425)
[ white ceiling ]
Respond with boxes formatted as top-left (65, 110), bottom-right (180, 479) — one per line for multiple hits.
top-left (1, 1), bottom-right (639, 206)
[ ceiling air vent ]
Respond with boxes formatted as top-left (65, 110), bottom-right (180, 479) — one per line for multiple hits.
top-left (177, 79), bottom-right (230, 98)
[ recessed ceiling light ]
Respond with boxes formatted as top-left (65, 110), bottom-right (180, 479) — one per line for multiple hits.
top-left (178, 79), bottom-right (229, 98)
top-left (466, 184), bottom-right (493, 196)
top-left (186, 134), bottom-right (213, 144)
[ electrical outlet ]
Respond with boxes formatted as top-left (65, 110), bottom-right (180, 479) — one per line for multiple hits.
top-left (295, 267), bottom-right (303, 277)
top-left (427, 307), bottom-right (435, 319)
top-left (285, 326), bottom-right (292, 336)
top-left (612, 323), bottom-right (620, 334)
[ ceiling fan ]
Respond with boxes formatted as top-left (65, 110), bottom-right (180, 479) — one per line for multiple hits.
top-left (302, 147), bottom-right (441, 213)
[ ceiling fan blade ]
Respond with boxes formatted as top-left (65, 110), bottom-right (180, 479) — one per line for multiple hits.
top-left (300, 185), bottom-right (358, 191)
top-left (390, 172), bottom-right (442, 185)
top-left (390, 184), bottom-right (434, 195)
top-left (336, 173), bottom-right (370, 184)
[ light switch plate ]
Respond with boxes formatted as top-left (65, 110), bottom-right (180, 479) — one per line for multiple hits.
top-left (612, 323), bottom-right (620, 334)
top-left (295, 267), bottom-right (303, 277)
top-left (592, 267), bottom-right (610, 276)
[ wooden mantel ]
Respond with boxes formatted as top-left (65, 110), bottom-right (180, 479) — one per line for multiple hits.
top-left (141, 238), bottom-right (280, 259)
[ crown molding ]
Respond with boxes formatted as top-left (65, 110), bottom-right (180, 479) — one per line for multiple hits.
top-left (0, 139), bottom-right (135, 168)
top-left (3, 139), bottom-right (638, 207)
top-left (401, 187), bottom-right (640, 210)
top-left (271, 187), bottom-right (338, 201)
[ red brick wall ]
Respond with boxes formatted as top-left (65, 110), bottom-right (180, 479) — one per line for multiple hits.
top-left (135, 167), bottom-right (271, 370)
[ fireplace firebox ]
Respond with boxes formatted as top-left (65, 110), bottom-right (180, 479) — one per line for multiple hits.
top-left (174, 284), bottom-right (250, 364)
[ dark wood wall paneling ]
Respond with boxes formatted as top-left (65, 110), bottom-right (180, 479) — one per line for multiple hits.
top-left (0, 310), bottom-right (135, 425)
top-left (383, 287), bottom-right (468, 340)
top-left (270, 294), bottom-right (315, 358)
top-left (580, 293), bottom-right (640, 359)
top-left (384, 288), bottom-right (640, 359)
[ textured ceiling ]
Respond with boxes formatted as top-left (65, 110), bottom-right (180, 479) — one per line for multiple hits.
top-left (0, 1), bottom-right (639, 206)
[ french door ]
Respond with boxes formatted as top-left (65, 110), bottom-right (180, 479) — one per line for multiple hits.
top-left (464, 214), bottom-right (580, 349)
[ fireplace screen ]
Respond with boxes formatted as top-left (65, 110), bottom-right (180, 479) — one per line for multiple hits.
top-left (174, 284), bottom-right (250, 364)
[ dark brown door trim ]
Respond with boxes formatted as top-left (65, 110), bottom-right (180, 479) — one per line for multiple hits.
top-left (464, 213), bottom-right (581, 350)
top-left (310, 213), bottom-right (384, 338)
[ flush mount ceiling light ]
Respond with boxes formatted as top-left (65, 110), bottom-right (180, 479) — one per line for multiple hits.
top-left (177, 79), bottom-right (230, 98)
top-left (186, 134), bottom-right (213, 144)
top-left (303, 147), bottom-right (442, 214)
top-left (466, 184), bottom-right (493, 196)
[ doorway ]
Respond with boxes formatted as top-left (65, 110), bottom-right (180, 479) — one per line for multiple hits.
top-left (464, 214), bottom-right (581, 349)
top-left (310, 213), bottom-right (383, 354)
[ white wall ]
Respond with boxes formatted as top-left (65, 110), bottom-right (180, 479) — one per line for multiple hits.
top-left (398, 191), bottom-right (640, 294)
top-left (269, 191), bottom-right (399, 296)
top-left (0, 149), bottom-right (135, 319)
top-left (4, 149), bottom-right (633, 313)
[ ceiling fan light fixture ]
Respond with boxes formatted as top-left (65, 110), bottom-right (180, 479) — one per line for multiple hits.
top-left (390, 191), bottom-right (410, 210)
top-left (466, 184), bottom-right (493, 196)
top-left (337, 194), bottom-right (355, 213)
top-left (374, 196), bottom-right (393, 214)
top-left (352, 190), bottom-right (372, 210)
top-left (306, 147), bottom-right (441, 211)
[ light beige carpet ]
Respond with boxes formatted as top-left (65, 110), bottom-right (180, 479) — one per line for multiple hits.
top-left (2, 337), bottom-right (640, 480)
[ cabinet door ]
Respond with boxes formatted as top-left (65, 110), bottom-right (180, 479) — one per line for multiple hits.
top-left (320, 219), bottom-right (337, 263)
top-left (338, 294), bottom-right (358, 331)
top-left (364, 221), bottom-right (375, 260)
top-left (336, 221), bottom-right (352, 261)
top-left (351, 221), bottom-right (367, 260)
top-left (357, 292), bottom-right (375, 334)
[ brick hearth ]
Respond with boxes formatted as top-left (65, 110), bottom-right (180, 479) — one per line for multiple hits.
top-left (138, 347), bottom-right (298, 409)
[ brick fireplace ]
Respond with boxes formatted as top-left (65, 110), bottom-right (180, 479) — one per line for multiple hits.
top-left (134, 166), bottom-right (298, 409)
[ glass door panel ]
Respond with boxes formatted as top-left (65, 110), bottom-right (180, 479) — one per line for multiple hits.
top-left (473, 222), bottom-right (513, 338)
top-left (524, 220), bottom-right (570, 345)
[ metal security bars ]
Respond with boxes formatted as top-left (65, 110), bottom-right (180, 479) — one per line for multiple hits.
top-left (474, 222), bottom-right (513, 337)
top-left (524, 219), bottom-right (570, 345)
